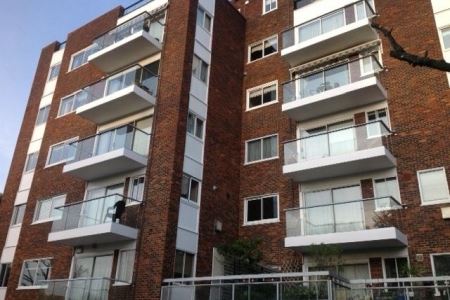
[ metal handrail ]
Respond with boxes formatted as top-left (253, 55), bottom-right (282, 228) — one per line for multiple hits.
top-left (282, 120), bottom-right (392, 145)
top-left (54, 193), bottom-right (141, 209)
top-left (281, 0), bottom-right (376, 36)
top-left (282, 53), bottom-right (382, 85)
top-left (285, 196), bottom-right (404, 212)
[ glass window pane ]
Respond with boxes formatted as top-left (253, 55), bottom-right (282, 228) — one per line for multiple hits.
top-left (325, 64), bottom-right (349, 90)
top-left (322, 10), bottom-right (345, 34)
top-left (247, 140), bottom-right (262, 162)
top-left (204, 14), bottom-right (212, 32)
top-left (299, 19), bottom-right (321, 42)
top-left (443, 28), bottom-right (450, 49)
top-left (304, 190), bottom-right (333, 235)
top-left (262, 85), bottom-right (276, 104)
top-left (181, 175), bottom-right (190, 199)
top-left (262, 136), bottom-right (277, 159)
top-left (20, 261), bottom-right (37, 286)
top-left (419, 169), bottom-right (449, 202)
top-left (37, 199), bottom-right (52, 221)
top-left (250, 43), bottom-right (263, 61)
top-left (434, 255), bottom-right (450, 276)
top-left (25, 152), bottom-right (38, 172)
top-left (195, 118), bottom-right (204, 139)
top-left (192, 56), bottom-right (201, 78)
top-left (300, 72), bottom-right (323, 98)
top-left (174, 251), bottom-right (184, 278)
top-left (59, 97), bottom-right (74, 116)
top-left (71, 52), bottom-right (84, 70)
top-left (249, 90), bottom-right (262, 108)
top-left (187, 113), bottom-right (195, 135)
top-left (117, 250), bottom-right (135, 282)
top-left (189, 179), bottom-right (199, 203)
top-left (49, 144), bottom-right (64, 165)
top-left (200, 61), bottom-right (208, 82)
top-left (184, 253), bottom-right (194, 278)
top-left (355, 2), bottom-right (366, 21)
top-left (264, 37), bottom-right (278, 56)
top-left (196, 8), bottom-right (204, 28)
top-left (263, 196), bottom-right (277, 219)
top-left (52, 196), bottom-right (65, 219)
top-left (36, 106), bottom-right (50, 125)
top-left (247, 199), bottom-right (262, 222)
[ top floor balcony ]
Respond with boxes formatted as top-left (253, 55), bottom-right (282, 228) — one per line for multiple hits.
top-left (281, 0), bottom-right (378, 66)
top-left (88, 12), bottom-right (165, 73)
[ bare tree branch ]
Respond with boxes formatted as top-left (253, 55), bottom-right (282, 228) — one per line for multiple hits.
top-left (371, 22), bottom-right (450, 72)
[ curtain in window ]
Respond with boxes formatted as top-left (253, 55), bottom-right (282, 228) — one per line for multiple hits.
top-left (328, 121), bottom-right (355, 156)
top-left (322, 10), bottom-right (345, 34)
top-left (298, 19), bottom-right (321, 42)
top-left (262, 136), bottom-right (277, 159)
top-left (301, 127), bottom-right (328, 160)
top-left (332, 186), bottom-right (364, 232)
top-left (304, 190), bottom-right (333, 235)
top-left (247, 140), bottom-right (262, 162)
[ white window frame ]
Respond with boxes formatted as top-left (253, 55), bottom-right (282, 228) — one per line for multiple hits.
top-left (127, 175), bottom-right (145, 205)
top-left (114, 249), bottom-right (136, 285)
top-left (246, 81), bottom-right (278, 111)
top-left (181, 174), bottom-right (201, 205)
top-left (68, 45), bottom-right (95, 72)
top-left (244, 134), bottom-right (279, 165)
top-left (0, 263), bottom-right (11, 287)
top-left (197, 6), bottom-right (212, 33)
top-left (24, 152), bottom-right (39, 173)
top-left (174, 250), bottom-right (195, 279)
top-left (47, 63), bottom-right (61, 82)
top-left (373, 176), bottom-right (401, 211)
top-left (263, 0), bottom-right (278, 14)
top-left (35, 105), bottom-right (51, 126)
top-left (187, 111), bottom-right (205, 140)
top-left (10, 204), bottom-right (26, 227)
top-left (45, 137), bottom-right (78, 168)
top-left (32, 195), bottom-right (66, 224)
top-left (57, 92), bottom-right (78, 117)
top-left (417, 167), bottom-right (450, 206)
top-left (192, 55), bottom-right (209, 83)
top-left (430, 253), bottom-right (450, 296)
top-left (365, 107), bottom-right (390, 138)
top-left (18, 258), bottom-right (52, 289)
top-left (439, 26), bottom-right (450, 51)
top-left (244, 193), bottom-right (280, 226)
top-left (248, 35), bottom-right (279, 63)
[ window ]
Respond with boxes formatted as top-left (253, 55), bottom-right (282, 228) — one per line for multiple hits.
top-left (46, 138), bottom-right (77, 166)
top-left (441, 27), bottom-right (450, 50)
top-left (24, 152), bottom-right (39, 173)
top-left (187, 112), bottom-right (204, 139)
top-left (366, 108), bottom-right (389, 137)
top-left (11, 204), bottom-right (26, 226)
top-left (19, 258), bottom-right (51, 287)
top-left (384, 258), bottom-right (408, 281)
top-left (116, 249), bottom-right (136, 283)
top-left (33, 195), bottom-right (66, 223)
top-left (247, 82), bottom-right (277, 110)
top-left (35, 106), bottom-right (50, 126)
top-left (417, 167), bottom-right (450, 205)
top-left (263, 0), bottom-right (277, 14)
top-left (57, 90), bottom-right (89, 117)
top-left (47, 63), bottom-right (61, 81)
top-left (374, 177), bottom-right (400, 209)
top-left (181, 174), bottom-right (200, 203)
top-left (192, 55), bottom-right (209, 83)
top-left (245, 135), bottom-right (278, 164)
top-left (245, 194), bottom-right (279, 225)
top-left (129, 176), bottom-right (145, 202)
top-left (174, 250), bottom-right (194, 278)
top-left (197, 6), bottom-right (212, 32)
top-left (432, 254), bottom-right (450, 276)
top-left (249, 36), bottom-right (278, 62)
top-left (0, 264), bottom-right (11, 287)
top-left (69, 46), bottom-right (97, 71)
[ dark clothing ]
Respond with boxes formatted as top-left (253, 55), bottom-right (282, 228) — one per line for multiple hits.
top-left (113, 200), bottom-right (126, 222)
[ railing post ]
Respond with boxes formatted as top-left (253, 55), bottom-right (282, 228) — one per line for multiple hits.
top-left (232, 283), bottom-right (235, 300)
top-left (277, 282), bottom-right (280, 300)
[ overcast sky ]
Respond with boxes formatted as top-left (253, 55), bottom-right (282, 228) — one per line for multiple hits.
top-left (0, 0), bottom-right (140, 192)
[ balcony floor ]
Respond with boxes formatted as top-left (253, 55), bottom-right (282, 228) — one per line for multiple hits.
top-left (285, 227), bottom-right (408, 251)
top-left (48, 222), bottom-right (138, 246)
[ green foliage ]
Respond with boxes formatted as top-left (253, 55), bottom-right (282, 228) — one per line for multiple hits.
top-left (218, 237), bottom-right (263, 266)
top-left (309, 244), bottom-right (343, 273)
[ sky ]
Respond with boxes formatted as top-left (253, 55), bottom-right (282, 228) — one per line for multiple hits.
top-left (0, 0), bottom-right (139, 192)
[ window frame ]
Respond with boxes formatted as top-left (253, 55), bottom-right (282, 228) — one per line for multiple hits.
top-left (262, 0), bottom-right (278, 15)
top-left (47, 63), bottom-right (61, 82)
top-left (68, 45), bottom-right (96, 72)
top-left (417, 167), bottom-right (450, 206)
top-left (192, 55), bottom-right (209, 83)
top-left (24, 152), bottom-right (39, 173)
top-left (197, 6), bottom-right (212, 33)
top-left (10, 204), bottom-right (26, 227)
top-left (244, 134), bottom-right (279, 165)
top-left (248, 35), bottom-right (279, 63)
top-left (431, 253), bottom-right (450, 277)
top-left (32, 195), bottom-right (66, 224)
top-left (35, 105), bottom-right (51, 126)
top-left (0, 263), bottom-right (11, 287)
top-left (365, 107), bottom-right (390, 138)
top-left (115, 249), bottom-right (136, 285)
top-left (181, 174), bottom-right (201, 204)
top-left (440, 26), bottom-right (450, 51)
top-left (246, 81), bottom-right (278, 111)
top-left (18, 258), bottom-right (52, 289)
top-left (173, 250), bottom-right (195, 279)
top-left (45, 137), bottom-right (78, 168)
top-left (127, 175), bottom-right (145, 205)
top-left (244, 193), bottom-right (280, 226)
top-left (373, 176), bottom-right (401, 210)
top-left (187, 111), bottom-right (205, 140)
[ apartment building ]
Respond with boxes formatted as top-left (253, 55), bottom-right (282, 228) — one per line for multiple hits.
top-left (0, 0), bottom-right (449, 299)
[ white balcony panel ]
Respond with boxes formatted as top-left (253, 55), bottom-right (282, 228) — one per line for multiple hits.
top-left (178, 200), bottom-right (199, 233)
top-left (18, 172), bottom-right (34, 191)
top-left (283, 146), bottom-right (396, 182)
top-left (0, 287), bottom-right (6, 300)
top-left (196, 25), bottom-right (212, 49)
top-left (281, 19), bottom-right (378, 66)
top-left (294, 0), bottom-right (357, 25)
top-left (283, 77), bottom-right (387, 121)
top-left (63, 148), bottom-right (147, 180)
top-left (88, 30), bottom-right (162, 73)
top-left (199, 0), bottom-right (215, 16)
top-left (176, 227), bottom-right (198, 254)
top-left (76, 85), bottom-right (156, 124)
top-left (15, 189), bottom-right (29, 205)
top-left (0, 247), bottom-right (15, 264)
top-left (189, 95), bottom-right (208, 119)
top-left (285, 227), bottom-right (407, 251)
top-left (31, 124), bottom-right (46, 142)
top-left (48, 222), bottom-right (138, 246)
top-left (4, 226), bottom-right (21, 248)
top-left (183, 156), bottom-right (203, 180)
top-left (185, 135), bottom-right (204, 164)
top-left (190, 77), bottom-right (208, 103)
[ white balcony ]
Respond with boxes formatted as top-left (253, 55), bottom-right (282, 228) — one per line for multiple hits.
top-left (76, 65), bottom-right (158, 124)
top-left (281, 1), bottom-right (377, 66)
top-left (282, 56), bottom-right (386, 121)
top-left (63, 125), bottom-right (150, 180)
top-left (48, 194), bottom-right (140, 246)
top-left (88, 12), bottom-right (164, 73)
top-left (283, 122), bottom-right (396, 182)
top-left (285, 197), bottom-right (407, 251)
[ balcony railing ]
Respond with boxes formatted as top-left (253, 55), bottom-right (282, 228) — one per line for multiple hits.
top-left (77, 65), bottom-right (158, 108)
top-left (284, 121), bottom-right (392, 166)
top-left (286, 196), bottom-right (403, 238)
top-left (38, 277), bottom-right (130, 300)
top-left (124, 0), bottom-right (155, 15)
top-left (92, 12), bottom-right (165, 53)
top-left (283, 55), bottom-right (382, 104)
top-left (282, 0), bottom-right (375, 50)
top-left (67, 124), bottom-right (150, 164)
top-left (51, 194), bottom-right (141, 234)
